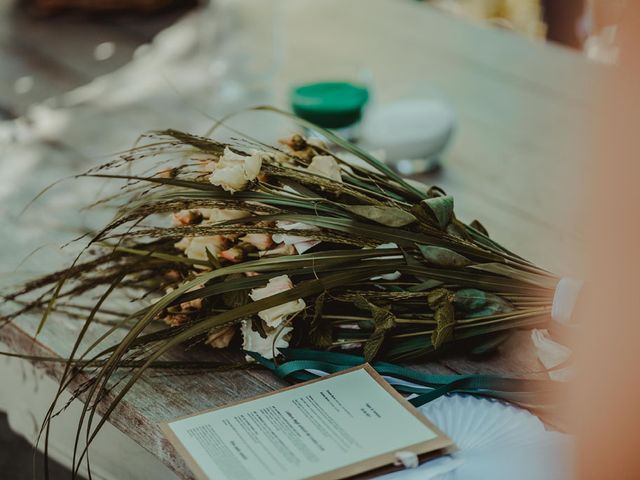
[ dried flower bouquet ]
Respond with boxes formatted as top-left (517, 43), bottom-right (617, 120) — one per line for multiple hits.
top-left (6, 119), bottom-right (559, 365)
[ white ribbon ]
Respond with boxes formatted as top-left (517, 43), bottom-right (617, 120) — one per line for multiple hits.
top-left (531, 277), bottom-right (582, 381)
top-left (394, 451), bottom-right (419, 469)
top-left (551, 277), bottom-right (583, 324)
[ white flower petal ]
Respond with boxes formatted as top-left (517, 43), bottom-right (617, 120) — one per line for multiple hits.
top-left (241, 320), bottom-right (293, 360)
top-left (272, 221), bottom-right (321, 254)
top-left (201, 208), bottom-right (249, 223)
top-left (243, 154), bottom-right (263, 180)
top-left (249, 275), bottom-right (306, 328)
top-left (210, 163), bottom-right (246, 192)
top-left (372, 271), bottom-right (402, 281)
top-left (208, 147), bottom-right (264, 193)
top-left (182, 236), bottom-right (223, 269)
top-left (531, 329), bottom-right (573, 382)
top-left (240, 233), bottom-right (273, 251)
top-left (375, 242), bottom-right (403, 260)
top-left (258, 299), bottom-right (306, 328)
top-left (307, 155), bottom-right (342, 182)
top-left (174, 237), bottom-right (192, 251)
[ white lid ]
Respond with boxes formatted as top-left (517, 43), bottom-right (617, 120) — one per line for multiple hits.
top-left (361, 98), bottom-right (456, 162)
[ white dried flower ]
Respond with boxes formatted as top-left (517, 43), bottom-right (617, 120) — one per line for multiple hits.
top-left (531, 329), bottom-right (573, 381)
top-left (200, 208), bottom-right (249, 223)
top-left (249, 274), bottom-right (305, 328)
top-left (209, 147), bottom-right (263, 193)
top-left (259, 243), bottom-right (297, 257)
top-left (271, 221), bottom-right (320, 254)
top-left (241, 320), bottom-right (293, 360)
top-left (240, 233), bottom-right (273, 251)
top-left (220, 246), bottom-right (245, 263)
top-left (307, 155), bottom-right (342, 182)
top-left (176, 236), bottom-right (226, 269)
top-left (164, 313), bottom-right (189, 327)
top-left (174, 237), bottom-right (192, 252)
top-left (173, 209), bottom-right (203, 226)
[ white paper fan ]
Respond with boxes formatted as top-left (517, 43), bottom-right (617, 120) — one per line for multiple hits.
top-left (380, 394), bottom-right (573, 480)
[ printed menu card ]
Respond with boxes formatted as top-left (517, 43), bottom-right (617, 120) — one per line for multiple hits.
top-left (162, 364), bottom-right (454, 480)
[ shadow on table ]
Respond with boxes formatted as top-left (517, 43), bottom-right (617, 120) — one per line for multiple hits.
top-left (0, 410), bottom-right (86, 480)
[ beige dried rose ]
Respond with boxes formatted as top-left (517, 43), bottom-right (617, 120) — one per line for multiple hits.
top-left (280, 134), bottom-right (308, 151)
top-left (249, 275), bottom-right (306, 328)
top-left (259, 243), bottom-right (297, 257)
top-left (174, 237), bottom-right (192, 251)
top-left (240, 233), bottom-right (273, 251)
top-left (206, 325), bottom-right (236, 349)
top-left (279, 134), bottom-right (316, 161)
top-left (220, 246), bottom-right (245, 263)
top-left (271, 221), bottom-right (320, 254)
top-left (175, 284), bottom-right (205, 312)
top-left (164, 313), bottom-right (189, 327)
top-left (173, 209), bottom-right (203, 226)
top-left (200, 208), bottom-right (249, 223)
top-left (180, 297), bottom-right (203, 312)
top-left (175, 236), bottom-right (228, 269)
top-left (307, 155), bottom-right (342, 182)
top-left (164, 270), bottom-right (182, 283)
top-left (241, 320), bottom-right (293, 360)
top-left (209, 147), bottom-right (263, 193)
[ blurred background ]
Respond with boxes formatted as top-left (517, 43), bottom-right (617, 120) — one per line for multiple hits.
top-left (0, 0), bottom-right (627, 120)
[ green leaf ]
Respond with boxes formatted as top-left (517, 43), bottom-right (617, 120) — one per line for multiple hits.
top-left (364, 329), bottom-right (386, 362)
top-left (354, 295), bottom-right (397, 361)
top-left (343, 205), bottom-right (416, 227)
top-left (427, 288), bottom-right (456, 349)
top-left (453, 288), bottom-right (488, 311)
top-left (470, 219), bottom-right (489, 237)
top-left (453, 288), bottom-right (514, 317)
top-left (417, 244), bottom-right (472, 267)
top-left (412, 195), bottom-right (454, 229)
top-left (446, 220), bottom-right (471, 240)
top-left (431, 302), bottom-right (455, 350)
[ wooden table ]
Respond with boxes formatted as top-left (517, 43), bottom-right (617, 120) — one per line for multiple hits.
top-left (0, 0), bottom-right (603, 478)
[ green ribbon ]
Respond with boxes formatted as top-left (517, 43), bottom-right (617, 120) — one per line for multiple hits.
top-left (246, 348), bottom-right (563, 409)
